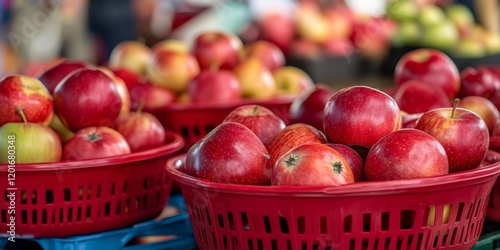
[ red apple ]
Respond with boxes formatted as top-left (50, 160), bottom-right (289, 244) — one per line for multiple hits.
top-left (145, 50), bottom-right (200, 93)
top-left (401, 112), bottom-right (424, 128)
top-left (115, 108), bottom-right (166, 152)
top-left (111, 68), bottom-right (142, 91)
top-left (393, 80), bottom-right (452, 114)
top-left (53, 69), bottom-right (122, 131)
top-left (0, 108), bottom-right (62, 164)
top-left (187, 70), bottom-right (241, 104)
top-left (324, 8), bottom-right (352, 38)
top-left (192, 32), bottom-right (243, 70)
top-left (0, 75), bottom-right (53, 126)
top-left (151, 39), bottom-right (189, 54)
top-left (258, 13), bottom-right (294, 54)
top-left (108, 41), bottom-right (152, 76)
top-left (289, 84), bottom-right (335, 131)
top-left (324, 86), bottom-right (402, 149)
top-left (272, 143), bottom-right (355, 186)
top-left (365, 128), bottom-right (449, 180)
top-left (232, 57), bottom-right (276, 99)
top-left (322, 37), bottom-right (355, 57)
top-left (129, 82), bottom-right (176, 111)
top-left (99, 68), bottom-right (131, 116)
top-left (484, 149), bottom-right (500, 165)
top-left (488, 89), bottom-right (500, 112)
top-left (415, 101), bottom-right (489, 172)
top-left (458, 67), bottom-right (500, 98)
top-left (245, 40), bottom-right (285, 72)
top-left (288, 39), bottom-right (322, 59)
top-left (223, 105), bottom-right (286, 146)
top-left (326, 143), bottom-right (364, 181)
top-left (490, 136), bottom-right (500, 152)
top-left (394, 49), bottom-right (461, 99)
top-left (266, 123), bottom-right (327, 167)
top-left (184, 122), bottom-right (271, 185)
top-left (457, 96), bottom-right (500, 134)
top-left (63, 126), bottom-right (131, 161)
top-left (37, 60), bottom-right (90, 94)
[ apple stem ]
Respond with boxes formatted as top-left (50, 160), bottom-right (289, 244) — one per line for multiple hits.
top-left (16, 107), bottom-right (28, 124)
top-left (451, 98), bottom-right (459, 119)
top-left (253, 105), bottom-right (259, 115)
top-left (137, 100), bottom-right (145, 114)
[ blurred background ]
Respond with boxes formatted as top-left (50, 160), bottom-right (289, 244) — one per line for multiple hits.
top-left (0, 0), bottom-right (499, 83)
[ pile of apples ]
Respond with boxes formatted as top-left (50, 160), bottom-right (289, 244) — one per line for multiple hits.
top-left (388, 1), bottom-right (500, 58)
top-left (241, 2), bottom-right (395, 60)
top-left (106, 31), bottom-right (314, 110)
top-left (179, 47), bottom-right (500, 187)
top-left (0, 62), bottom-right (168, 164)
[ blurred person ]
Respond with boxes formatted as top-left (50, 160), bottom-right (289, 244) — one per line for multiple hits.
top-left (87, 0), bottom-right (136, 61)
top-left (8, 0), bottom-right (94, 63)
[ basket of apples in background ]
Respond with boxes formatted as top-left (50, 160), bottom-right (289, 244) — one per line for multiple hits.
top-left (0, 61), bottom-right (185, 239)
top-left (163, 47), bottom-right (500, 249)
top-left (106, 31), bottom-right (313, 153)
top-left (239, 1), bottom-right (396, 83)
top-left (380, 1), bottom-right (500, 75)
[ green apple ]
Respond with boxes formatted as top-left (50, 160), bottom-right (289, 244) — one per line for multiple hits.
top-left (0, 108), bottom-right (62, 164)
top-left (392, 21), bottom-right (421, 46)
top-left (445, 4), bottom-right (475, 29)
top-left (456, 38), bottom-right (486, 58)
top-left (421, 21), bottom-right (459, 52)
top-left (386, 0), bottom-right (419, 22)
top-left (418, 5), bottom-right (446, 27)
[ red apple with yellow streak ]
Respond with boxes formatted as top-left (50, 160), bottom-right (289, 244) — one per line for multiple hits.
top-left (245, 40), bottom-right (285, 72)
top-left (415, 99), bottom-right (489, 172)
top-left (146, 50), bottom-right (200, 93)
top-left (192, 32), bottom-right (243, 70)
top-left (223, 105), bottom-right (286, 146)
top-left (233, 58), bottom-right (276, 99)
top-left (0, 75), bottom-right (54, 126)
top-left (108, 40), bottom-right (152, 76)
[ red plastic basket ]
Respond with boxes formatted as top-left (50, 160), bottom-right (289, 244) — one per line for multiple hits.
top-left (149, 96), bottom-right (295, 152)
top-left (166, 155), bottom-right (500, 250)
top-left (0, 131), bottom-right (184, 238)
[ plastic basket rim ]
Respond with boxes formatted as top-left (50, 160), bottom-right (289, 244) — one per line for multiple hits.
top-left (145, 95), bottom-right (296, 112)
top-left (165, 154), bottom-right (500, 196)
top-left (0, 130), bottom-right (184, 172)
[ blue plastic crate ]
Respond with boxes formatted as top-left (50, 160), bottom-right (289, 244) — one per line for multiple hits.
top-left (0, 194), bottom-right (196, 250)
top-left (472, 231), bottom-right (500, 250)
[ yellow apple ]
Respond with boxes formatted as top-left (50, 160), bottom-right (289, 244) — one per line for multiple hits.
top-left (273, 66), bottom-right (314, 96)
top-left (232, 57), bottom-right (276, 99)
top-left (152, 39), bottom-right (189, 54)
top-left (145, 50), bottom-right (200, 93)
top-left (108, 41), bottom-right (152, 76)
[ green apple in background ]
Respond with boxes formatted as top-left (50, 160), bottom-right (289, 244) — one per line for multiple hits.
top-left (392, 21), bottom-right (421, 46)
top-left (386, 0), bottom-right (419, 22)
top-left (445, 4), bottom-right (475, 29)
top-left (418, 5), bottom-right (446, 27)
top-left (421, 21), bottom-right (459, 52)
top-left (456, 38), bottom-right (486, 58)
top-left (0, 108), bottom-right (62, 164)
